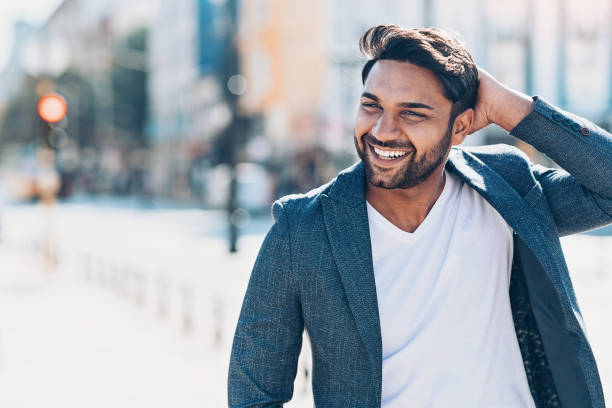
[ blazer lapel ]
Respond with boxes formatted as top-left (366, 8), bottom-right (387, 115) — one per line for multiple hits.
top-left (446, 148), bottom-right (546, 245)
top-left (444, 147), bottom-right (569, 292)
top-left (320, 162), bottom-right (382, 379)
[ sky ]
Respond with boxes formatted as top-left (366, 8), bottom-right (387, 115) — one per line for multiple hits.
top-left (0, 0), bottom-right (64, 73)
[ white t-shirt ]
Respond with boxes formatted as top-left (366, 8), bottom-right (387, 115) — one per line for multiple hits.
top-left (367, 171), bottom-right (536, 408)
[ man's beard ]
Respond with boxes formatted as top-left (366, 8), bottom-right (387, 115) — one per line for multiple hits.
top-left (354, 125), bottom-right (452, 189)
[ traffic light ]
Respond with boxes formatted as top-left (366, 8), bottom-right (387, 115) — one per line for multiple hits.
top-left (37, 93), bottom-right (67, 123)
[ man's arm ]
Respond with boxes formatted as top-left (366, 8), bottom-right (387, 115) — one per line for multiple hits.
top-left (228, 200), bottom-right (303, 407)
top-left (472, 69), bottom-right (612, 235)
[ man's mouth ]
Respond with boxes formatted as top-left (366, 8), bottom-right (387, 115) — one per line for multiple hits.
top-left (368, 143), bottom-right (411, 163)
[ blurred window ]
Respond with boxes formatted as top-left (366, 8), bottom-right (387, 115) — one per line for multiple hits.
top-left (565, 0), bottom-right (609, 114)
top-left (486, 0), bottom-right (530, 93)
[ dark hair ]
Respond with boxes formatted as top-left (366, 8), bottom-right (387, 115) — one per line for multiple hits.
top-left (359, 25), bottom-right (479, 121)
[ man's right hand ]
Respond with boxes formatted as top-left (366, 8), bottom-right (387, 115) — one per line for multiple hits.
top-left (469, 68), bottom-right (534, 134)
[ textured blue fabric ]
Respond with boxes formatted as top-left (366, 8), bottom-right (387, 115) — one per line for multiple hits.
top-left (228, 97), bottom-right (612, 407)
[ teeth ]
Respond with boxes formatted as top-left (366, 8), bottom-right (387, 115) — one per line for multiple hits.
top-left (373, 146), bottom-right (408, 159)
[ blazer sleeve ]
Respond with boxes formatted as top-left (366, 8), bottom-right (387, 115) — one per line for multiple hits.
top-left (510, 97), bottom-right (612, 236)
top-left (228, 200), bottom-right (304, 407)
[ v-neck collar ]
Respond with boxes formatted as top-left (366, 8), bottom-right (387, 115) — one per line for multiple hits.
top-left (365, 171), bottom-right (458, 242)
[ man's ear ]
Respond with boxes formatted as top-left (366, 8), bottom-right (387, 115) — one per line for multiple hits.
top-left (450, 108), bottom-right (474, 146)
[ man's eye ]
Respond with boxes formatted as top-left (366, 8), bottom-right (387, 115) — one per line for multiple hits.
top-left (362, 102), bottom-right (380, 109)
top-left (401, 111), bottom-right (425, 118)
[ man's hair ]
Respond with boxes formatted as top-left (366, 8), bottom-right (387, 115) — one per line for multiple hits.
top-left (359, 25), bottom-right (479, 122)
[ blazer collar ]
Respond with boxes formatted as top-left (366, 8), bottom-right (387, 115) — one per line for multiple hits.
top-left (326, 148), bottom-right (547, 242)
top-left (326, 161), bottom-right (367, 206)
top-left (445, 148), bottom-right (546, 243)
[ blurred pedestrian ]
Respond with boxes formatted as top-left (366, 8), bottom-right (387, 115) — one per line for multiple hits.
top-left (229, 25), bottom-right (611, 407)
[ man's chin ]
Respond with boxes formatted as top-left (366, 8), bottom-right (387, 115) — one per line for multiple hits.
top-left (364, 160), bottom-right (438, 190)
top-left (368, 179), bottom-right (400, 190)
top-left (367, 177), bottom-right (414, 190)
top-left (365, 165), bottom-right (406, 189)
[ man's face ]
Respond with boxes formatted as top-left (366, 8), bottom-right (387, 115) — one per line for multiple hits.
top-left (354, 60), bottom-right (455, 189)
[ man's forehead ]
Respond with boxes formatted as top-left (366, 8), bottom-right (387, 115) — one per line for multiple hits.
top-left (363, 60), bottom-right (448, 105)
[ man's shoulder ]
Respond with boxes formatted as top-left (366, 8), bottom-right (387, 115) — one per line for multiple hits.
top-left (273, 178), bottom-right (335, 217)
top-left (455, 144), bottom-right (535, 177)
top-left (271, 162), bottom-right (363, 224)
top-left (452, 144), bottom-right (540, 197)
top-left (456, 143), bottom-right (532, 166)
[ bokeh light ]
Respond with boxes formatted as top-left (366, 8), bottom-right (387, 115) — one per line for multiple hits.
top-left (227, 74), bottom-right (247, 96)
top-left (37, 92), bottom-right (67, 123)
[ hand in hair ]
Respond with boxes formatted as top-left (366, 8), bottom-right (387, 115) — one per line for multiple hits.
top-left (469, 68), bottom-right (534, 134)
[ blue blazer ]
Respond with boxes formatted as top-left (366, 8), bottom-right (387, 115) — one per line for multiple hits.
top-left (229, 98), bottom-right (612, 407)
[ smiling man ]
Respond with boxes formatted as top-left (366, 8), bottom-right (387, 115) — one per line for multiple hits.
top-left (228, 25), bottom-right (612, 408)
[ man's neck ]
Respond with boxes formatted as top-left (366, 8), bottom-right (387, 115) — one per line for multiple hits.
top-left (365, 165), bottom-right (447, 233)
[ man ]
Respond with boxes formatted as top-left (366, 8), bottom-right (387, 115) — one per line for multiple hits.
top-left (228, 25), bottom-right (611, 407)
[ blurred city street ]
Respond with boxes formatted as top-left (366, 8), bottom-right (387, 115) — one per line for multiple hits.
top-left (0, 202), bottom-right (611, 407)
top-left (0, 1), bottom-right (611, 406)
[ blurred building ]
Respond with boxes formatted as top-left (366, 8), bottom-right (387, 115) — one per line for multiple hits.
top-left (0, 22), bottom-right (39, 109)
top-left (1, 0), bottom-right (611, 203)
top-left (43, 0), bottom-right (158, 195)
top-left (561, 0), bottom-right (611, 122)
top-left (148, 0), bottom-right (231, 200)
top-left (237, 0), bottom-right (325, 150)
top-left (0, 0), bottom-right (161, 201)
top-left (44, 0), bottom-right (158, 140)
top-left (149, 0), bottom-right (326, 203)
top-left (45, 0), bottom-right (158, 75)
top-left (477, 0), bottom-right (612, 155)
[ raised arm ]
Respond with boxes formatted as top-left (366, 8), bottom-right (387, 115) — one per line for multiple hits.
top-left (228, 201), bottom-right (304, 407)
top-left (471, 68), bottom-right (612, 235)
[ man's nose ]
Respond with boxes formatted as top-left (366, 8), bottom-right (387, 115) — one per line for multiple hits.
top-left (371, 112), bottom-right (399, 142)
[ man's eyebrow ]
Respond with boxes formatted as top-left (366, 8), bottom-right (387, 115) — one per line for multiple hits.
top-left (397, 102), bottom-right (434, 110)
top-left (360, 92), bottom-right (434, 110)
top-left (361, 92), bottom-right (379, 101)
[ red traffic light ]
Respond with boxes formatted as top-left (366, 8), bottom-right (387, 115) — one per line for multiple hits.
top-left (38, 93), bottom-right (67, 123)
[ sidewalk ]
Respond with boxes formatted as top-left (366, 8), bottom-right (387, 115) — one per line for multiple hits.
top-left (0, 245), bottom-right (218, 407)
top-left (0, 204), bottom-right (313, 408)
